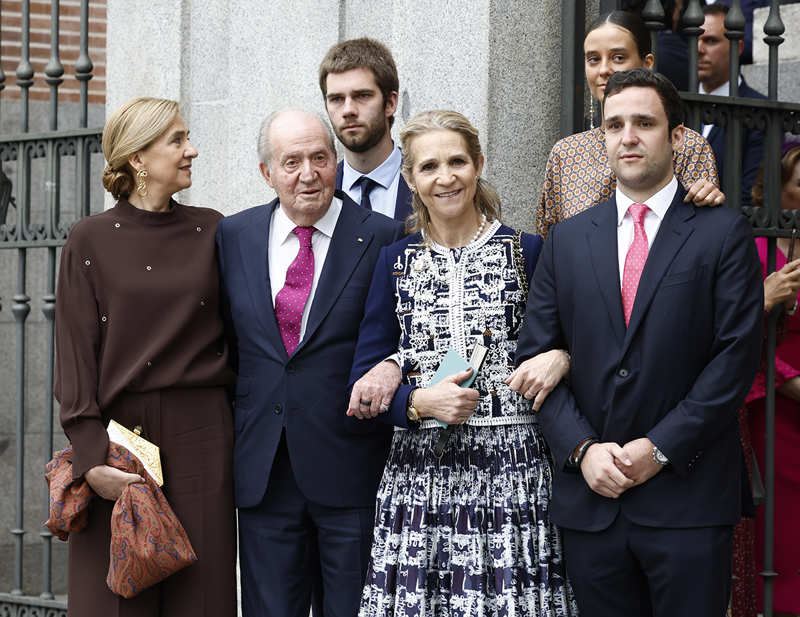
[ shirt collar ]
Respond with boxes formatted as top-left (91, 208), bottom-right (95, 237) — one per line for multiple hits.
top-left (342, 143), bottom-right (403, 191)
top-left (616, 176), bottom-right (678, 226)
top-left (274, 196), bottom-right (342, 243)
top-left (699, 75), bottom-right (742, 97)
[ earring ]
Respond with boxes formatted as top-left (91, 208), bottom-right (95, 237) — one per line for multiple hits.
top-left (136, 169), bottom-right (148, 197)
top-left (589, 98), bottom-right (596, 130)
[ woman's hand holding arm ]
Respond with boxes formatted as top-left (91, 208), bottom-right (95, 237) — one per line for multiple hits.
top-left (506, 349), bottom-right (570, 411)
top-left (84, 464), bottom-right (144, 501)
top-left (413, 368), bottom-right (479, 425)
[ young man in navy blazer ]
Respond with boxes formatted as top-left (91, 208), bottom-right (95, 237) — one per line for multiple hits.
top-left (514, 69), bottom-right (763, 617)
top-left (216, 109), bottom-right (403, 617)
top-left (319, 37), bottom-right (413, 222)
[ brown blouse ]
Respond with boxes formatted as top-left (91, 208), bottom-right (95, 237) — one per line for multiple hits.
top-left (54, 199), bottom-right (234, 478)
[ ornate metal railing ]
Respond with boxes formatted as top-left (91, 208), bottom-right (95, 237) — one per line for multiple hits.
top-left (560, 1), bottom-right (800, 616)
top-left (0, 1), bottom-right (102, 615)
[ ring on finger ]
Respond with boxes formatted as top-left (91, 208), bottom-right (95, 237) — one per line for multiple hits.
top-left (379, 403), bottom-right (389, 412)
top-left (360, 399), bottom-right (372, 406)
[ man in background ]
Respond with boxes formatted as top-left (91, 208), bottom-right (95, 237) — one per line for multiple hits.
top-left (698, 3), bottom-right (765, 207)
top-left (319, 37), bottom-right (412, 222)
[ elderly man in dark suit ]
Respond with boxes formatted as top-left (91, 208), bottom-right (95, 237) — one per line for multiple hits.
top-left (216, 108), bottom-right (403, 617)
top-left (319, 37), bottom-right (413, 222)
top-left (514, 68), bottom-right (763, 617)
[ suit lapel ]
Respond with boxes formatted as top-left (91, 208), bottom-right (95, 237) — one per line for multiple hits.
top-left (588, 198), bottom-right (626, 344)
top-left (395, 174), bottom-right (413, 222)
top-left (621, 190), bottom-right (695, 355)
top-left (335, 161), bottom-right (344, 191)
top-left (237, 199), bottom-right (287, 359)
top-left (295, 195), bottom-right (373, 355)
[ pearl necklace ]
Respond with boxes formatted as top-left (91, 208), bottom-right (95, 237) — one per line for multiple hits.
top-left (469, 214), bottom-right (487, 245)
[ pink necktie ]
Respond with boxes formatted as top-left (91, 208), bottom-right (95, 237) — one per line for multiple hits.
top-left (622, 203), bottom-right (650, 327)
top-left (275, 226), bottom-right (315, 354)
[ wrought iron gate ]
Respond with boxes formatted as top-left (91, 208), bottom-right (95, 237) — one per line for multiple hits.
top-left (0, 0), bottom-right (102, 615)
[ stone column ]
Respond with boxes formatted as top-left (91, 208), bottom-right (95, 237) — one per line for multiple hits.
top-left (106, 0), bottom-right (566, 231)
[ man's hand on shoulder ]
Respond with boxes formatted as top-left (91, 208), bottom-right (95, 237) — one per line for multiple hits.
top-left (579, 442), bottom-right (635, 499)
top-left (614, 437), bottom-right (664, 486)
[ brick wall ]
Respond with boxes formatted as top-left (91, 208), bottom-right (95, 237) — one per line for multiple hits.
top-left (1, 0), bottom-right (106, 104)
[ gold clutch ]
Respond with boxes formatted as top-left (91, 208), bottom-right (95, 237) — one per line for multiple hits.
top-left (106, 420), bottom-right (164, 487)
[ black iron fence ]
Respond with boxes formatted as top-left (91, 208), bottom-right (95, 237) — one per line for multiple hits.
top-left (560, 1), bottom-right (800, 615)
top-left (0, 0), bottom-right (102, 615)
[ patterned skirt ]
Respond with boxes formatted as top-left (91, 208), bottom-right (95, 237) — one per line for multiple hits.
top-left (359, 422), bottom-right (578, 617)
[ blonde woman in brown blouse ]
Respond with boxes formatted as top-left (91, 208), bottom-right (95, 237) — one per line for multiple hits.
top-left (54, 97), bottom-right (236, 617)
top-left (537, 10), bottom-right (723, 239)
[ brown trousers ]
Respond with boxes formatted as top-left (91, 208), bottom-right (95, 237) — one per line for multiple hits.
top-left (67, 387), bottom-right (236, 617)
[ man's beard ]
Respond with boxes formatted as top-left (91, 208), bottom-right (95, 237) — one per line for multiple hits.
top-left (335, 117), bottom-right (387, 153)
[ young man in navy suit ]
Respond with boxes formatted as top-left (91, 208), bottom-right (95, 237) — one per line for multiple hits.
top-left (514, 69), bottom-right (763, 617)
top-left (698, 3), bottom-right (766, 207)
top-left (319, 37), bottom-right (413, 222)
top-left (216, 109), bottom-right (403, 617)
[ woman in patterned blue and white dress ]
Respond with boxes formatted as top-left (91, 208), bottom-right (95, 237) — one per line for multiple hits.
top-left (348, 110), bottom-right (578, 617)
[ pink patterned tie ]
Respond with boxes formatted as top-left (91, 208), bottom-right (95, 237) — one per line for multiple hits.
top-left (275, 226), bottom-right (315, 354)
top-left (621, 203), bottom-right (650, 327)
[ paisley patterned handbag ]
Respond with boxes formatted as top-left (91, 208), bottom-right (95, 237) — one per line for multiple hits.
top-left (45, 442), bottom-right (197, 598)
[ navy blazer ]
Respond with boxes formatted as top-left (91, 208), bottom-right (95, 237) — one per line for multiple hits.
top-left (336, 160), bottom-right (413, 223)
top-left (516, 187), bottom-right (763, 532)
top-left (706, 78), bottom-right (766, 208)
top-left (216, 193), bottom-right (404, 508)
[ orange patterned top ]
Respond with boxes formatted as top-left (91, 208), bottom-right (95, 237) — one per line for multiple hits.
top-left (536, 126), bottom-right (719, 238)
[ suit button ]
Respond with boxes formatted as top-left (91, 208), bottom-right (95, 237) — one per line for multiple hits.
top-left (618, 368), bottom-right (629, 378)
top-left (286, 363), bottom-right (296, 374)
top-left (273, 404), bottom-right (282, 415)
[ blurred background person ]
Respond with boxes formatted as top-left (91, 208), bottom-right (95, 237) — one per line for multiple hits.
top-left (55, 97), bottom-right (236, 617)
top-left (698, 3), bottom-right (766, 208)
top-left (744, 137), bottom-right (800, 617)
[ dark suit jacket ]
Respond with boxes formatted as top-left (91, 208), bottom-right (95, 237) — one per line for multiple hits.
top-left (336, 160), bottom-right (413, 222)
top-left (706, 78), bottom-right (766, 208)
top-left (516, 187), bottom-right (763, 532)
top-left (216, 192), bottom-right (403, 508)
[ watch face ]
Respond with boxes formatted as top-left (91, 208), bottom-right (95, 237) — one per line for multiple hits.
top-left (653, 447), bottom-right (668, 465)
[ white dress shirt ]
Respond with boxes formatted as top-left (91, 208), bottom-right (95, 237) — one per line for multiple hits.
top-left (616, 176), bottom-right (678, 283)
top-left (268, 196), bottom-right (342, 342)
top-left (341, 143), bottom-right (403, 218)
top-left (700, 76), bottom-right (742, 138)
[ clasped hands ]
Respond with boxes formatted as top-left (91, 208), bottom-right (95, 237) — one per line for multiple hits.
top-left (578, 437), bottom-right (664, 499)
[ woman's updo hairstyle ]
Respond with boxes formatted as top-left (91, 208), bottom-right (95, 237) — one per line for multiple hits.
top-left (586, 10), bottom-right (652, 60)
top-left (101, 97), bottom-right (179, 199)
top-left (400, 110), bottom-right (501, 237)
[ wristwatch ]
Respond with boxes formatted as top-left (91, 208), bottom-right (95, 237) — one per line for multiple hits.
top-left (406, 388), bottom-right (420, 423)
top-left (652, 445), bottom-right (669, 466)
top-left (569, 438), bottom-right (598, 468)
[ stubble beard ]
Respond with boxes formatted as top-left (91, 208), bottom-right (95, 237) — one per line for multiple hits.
top-left (334, 116), bottom-right (388, 154)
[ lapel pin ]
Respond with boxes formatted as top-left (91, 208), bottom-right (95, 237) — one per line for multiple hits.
top-left (357, 237), bottom-right (364, 243)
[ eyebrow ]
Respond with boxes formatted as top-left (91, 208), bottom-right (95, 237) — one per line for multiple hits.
top-left (168, 130), bottom-right (187, 139)
top-left (326, 88), bottom-right (375, 98)
top-left (585, 46), bottom-right (630, 56)
top-left (605, 113), bottom-right (658, 124)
